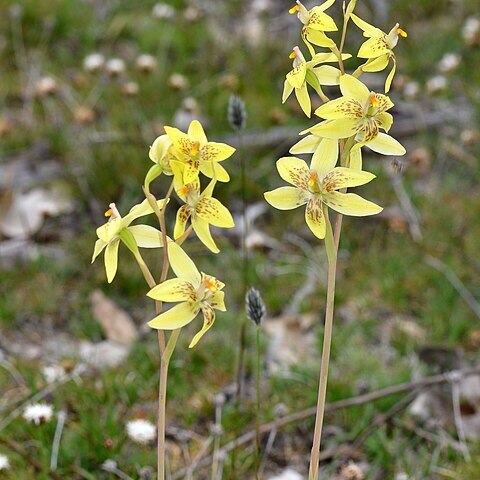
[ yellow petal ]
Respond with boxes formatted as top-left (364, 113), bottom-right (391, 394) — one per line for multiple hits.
top-left (168, 241), bottom-right (201, 286)
top-left (122, 198), bottom-right (167, 226)
top-left (96, 218), bottom-right (122, 243)
top-left (311, 52), bottom-right (352, 63)
top-left (366, 132), bottom-right (406, 156)
top-left (321, 166), bottom-right (375, 190)
top-left (187, 120), bottom-right (208, 144)
top-left (104, 238), bottom-right (120, 283)
top-left (127, 225), bottom-right (164, 248)
top-left (92, 239), bottom-right (106, 263)
top-left (385, 57), bottom-right (397, 93)
top-left (195, 197), bottom-right (234, 228)
top-left (312, 65), bottom-right (341, 86)
top-left (309, 118), bottom-right (360, 139)
top-left (376, 112), bottom-right (393, 132)
top-left (361, 54), bottom-right (390, 73)
top-left (349, 148), bottom-right (362, 170)
top-left (290, 134), bottom-right (321, 154)
top-left (306, 8), bottom-right (337, 31)
top-left (305, 28), bottom-right (336, 48)
top-left (358, 37), bottom-right (390, 59)
top-left (149, 134), bottom-right (171, 163)
top-left (148, 302), bottom-right (199, 330)
top-left (163, 126), bottom-right (197, 159)
top-left (210, 291), bottom-right (226, 311)
top-left (314, 97), bottom-right (363, 120)
top-left (295, 84), bottom-right (311, 117)
top-left (323, 192), bottom-right (382, 216)
top-left (350, 13), bottom-right (382, 37)
top-left (201, 142), bottom-right (236, 162)
top-left (282, 80), bottom-right (294, 103)
top-left (311, 138), bottom-right (339, 177)
top-left (147, 278), bottom-right (197, 302)
top-left (339, 74), bottom-right (370, 103)
top-left (191, 216), bottom-right (219, 254)
top-left (276, 156), bottom-right (309, 188)
top-left (183, 158), bottom-right (200, 184)
top-left (174, 205), bottom-right (191, 239)
top-left (286, 62), bottom-right (307, 89)
top-left (265, 186), bottom-right (307, 210)
top-left (305, 198), bottom-right (326, 239)
top-left (189, 304), bottom-right (216, 348)
top-left (200, 161), bottom-right (230, 182)
top-left (316, 0), bottom-right (336, 13)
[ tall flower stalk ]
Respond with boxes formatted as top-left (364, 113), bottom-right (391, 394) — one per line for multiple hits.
top-left (264, 1), bottom-right (406, 478)
top-left (93, 120), bottom-right (236, 480)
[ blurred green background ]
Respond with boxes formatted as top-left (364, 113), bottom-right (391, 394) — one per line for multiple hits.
top-left (0, 0), bottom-right (479, 478)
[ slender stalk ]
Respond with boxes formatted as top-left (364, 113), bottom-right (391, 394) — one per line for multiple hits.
top-left (308, 136), bottom-right (353, 479)
top-left (158, 328), bottom-right (181, 480)
top-left (236, 128), bottom-right (248, 402)
top-left (254, 325), bottom-right (261, 480)
top-left (308, 237), bottom-right (338, 480)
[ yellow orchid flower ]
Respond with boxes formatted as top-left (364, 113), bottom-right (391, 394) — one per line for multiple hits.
top-left (289, 0), bottom-right (337, 57)
top-left (350, 13), bottom-right (407, 93)
top-left (264, 149), bottom-right (382, 240)
top-left (305, 74), bottom-right (406, 156)
top-left (171, 162), bottom-right (234, 254)
top-left (283, 47), bottom-right (344, 117)
top-left (147, 242), bottom-right (226, 348)
top-left (149, 134), bottom-right (175, 175)
top-left (92, 199), bottom-right (166, 283)
top-left (164, 120), bottom-right (235, 185)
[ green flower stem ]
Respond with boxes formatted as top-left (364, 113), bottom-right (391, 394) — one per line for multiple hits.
top-left (158, 328), bottom-right (181, 480)
top-left (309, 136), bottom-right (352, 479)
top-left (308, 213), bottom-right (338, 480)
top-left (254, 324), bottom-right (261, 480)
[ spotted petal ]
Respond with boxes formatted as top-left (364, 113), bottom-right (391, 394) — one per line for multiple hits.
top-left (286, 62), bottom-right (307, 89)
top-left (210, 291), bottom-right (226, 311)
top-left (357, 37), bottom-right (390, 59)
top-left (314, 97), bottom-right (363, 120)
top-left (321, 166), bottom-right (376, 190)
top-left (276, 157), bottom-right (310, 188)
top-left (147, 278), bottom-right (197, 303)
top-left (96, 218), bottom-right (122, 243)
top-left (148, 301), bottom-right (199, 330)
top-left (306, 8), bottom-right (337, 31)
top-left (305, 198), bottom-right (326, 239)
top-left (264, 187), bottom-right (307, 210)
top-left (164, 126), bottom-right (198, 158)
top-left (105, 238), bottom-right (120, 283)
top-left (323, 192), bottom-right (382, 216)
top-left (200, 142), bottom-right (235, 163)
top-left (189, 303), bottom-right (216, 348)
top-left (174, 205), bottom-right (191, 239)
top-left (195, 197), bottom-right (234, 228)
